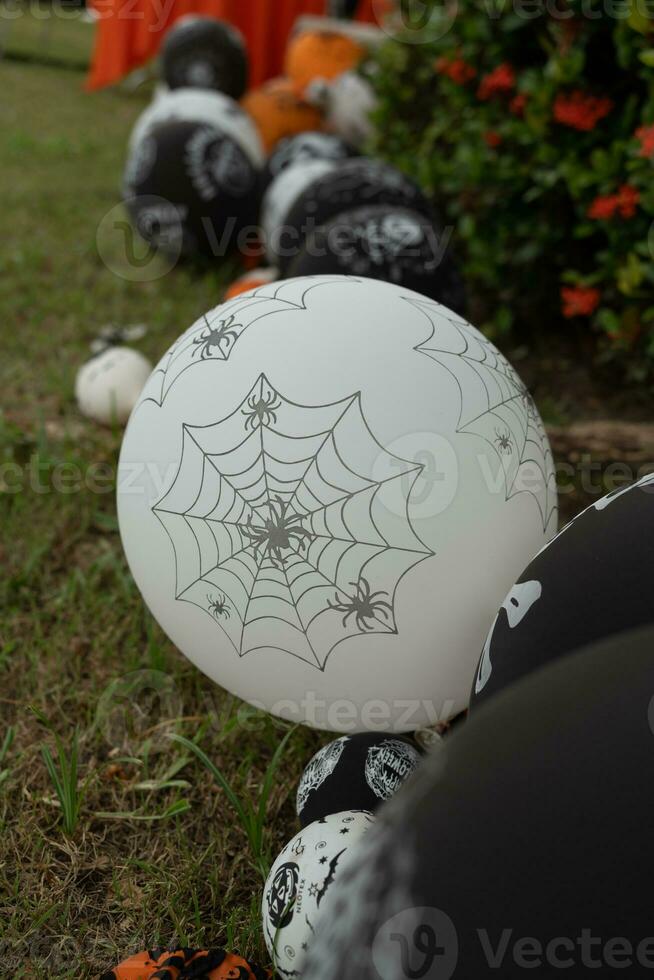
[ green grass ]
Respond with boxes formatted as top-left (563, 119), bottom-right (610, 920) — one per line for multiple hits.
top-left (1, 2), bottom-right (95, 68)
top-left (0, 56), bottom-right (321, 978)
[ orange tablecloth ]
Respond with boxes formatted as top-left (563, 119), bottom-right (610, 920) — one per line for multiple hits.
top-left (86, 0), bottom-right (379, 91)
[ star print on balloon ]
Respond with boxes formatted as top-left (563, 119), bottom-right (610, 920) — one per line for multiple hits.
top-left (408, 296), bottom-right (557, 532)
top-left (152, 374), bottom-right (433, 669)
top-left (137, 277), bottom-right (355, 408)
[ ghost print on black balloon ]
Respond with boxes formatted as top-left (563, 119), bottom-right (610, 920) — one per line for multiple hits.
top-left (474, 580), bottom-right (542, 693)
top-left (117, 276), bottom-right (557, 731)
top-left (470, 472), bottom-right (654, 710)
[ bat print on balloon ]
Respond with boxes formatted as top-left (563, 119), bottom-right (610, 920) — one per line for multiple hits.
top-left (138, 277), bottom-right (355, 408)
top-left (152, 374), bottom-right (433, 670)
top-left (408, 296), bottom-right (558, 535)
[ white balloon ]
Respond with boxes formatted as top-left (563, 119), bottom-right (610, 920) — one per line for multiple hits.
top-left (76, 347), bottom-right (152, 426)
top-left (116, 276), bottom-right (557, 731)
top-left (262, 810), bottom-right (375, 979)
top-left (261, 159), bottom-right (337, 264)
top-left (128, 88), bottom-right (264, 167)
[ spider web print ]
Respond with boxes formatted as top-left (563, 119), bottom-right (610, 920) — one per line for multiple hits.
top-left (138, 277), bottom-right (355, 408)
top-left (152, 375), bottom-right (433, 669)
top-left (408, 296), bottom-right (558, 533)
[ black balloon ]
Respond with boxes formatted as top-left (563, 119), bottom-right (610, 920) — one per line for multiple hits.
top-left (286, 204), bottom-right (466, 314)
top-left (161, 16), bottom-right (248, 99)
top-left (278, 158), bottom-right (434, 275)
top-left (296, 733), bottom-right (421, 828)
top-left (124, 119), bottom-right (259, 260)
top-left (261, 131), bottom-right (355, 195)
top-left (471, 473), bottom-right (654, 711)
top-left (304, 625), bottom-right (654, 979)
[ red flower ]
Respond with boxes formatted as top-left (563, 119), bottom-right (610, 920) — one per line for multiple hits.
top-left (587, 184), bottom-right (640, 220)
top-left (635, 124), bottom-right (654, 159)
top-left (561, 286), bottom-right (601, 318)
top-left (553, 91), bottom-right (613, 131)
top-left (435, 56), bottom-right (476, 85)
top-left (510, 93), bottom-right (527, 116)
top-left (484, 130), bottom-right (503, 148)
top-left (478, 63), bottom-right (516, 100)
top-left (587, 194), bottom-right (618, 220)
top-left (616, 184), bottom-right (640, 218)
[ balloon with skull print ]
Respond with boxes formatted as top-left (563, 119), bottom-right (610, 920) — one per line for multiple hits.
top-left (276, 159), bottom-right (434, 276)
top-left (262, 810), bottom-right (375, 979)
top-left (117, 276), bottom-right (557, 731)
top-left (470, 472), bottom-right (654, 711)
top-left (296, 733), bottom-right (422, 827)
top-left (286, 204), bottom-right (466, 314)
top-left (123, 117), bottom-right (260, 260)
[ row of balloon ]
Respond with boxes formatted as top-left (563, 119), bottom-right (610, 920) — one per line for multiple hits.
top-left (100, 12), bottom-right (653, 980)
top-left (79, 14), bottom-right (463, 426)
top-left (78, 15), bottom-right (390, 425)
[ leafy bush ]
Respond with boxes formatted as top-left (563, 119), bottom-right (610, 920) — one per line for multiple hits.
top-left (369, 1), bottom-right (654, 377)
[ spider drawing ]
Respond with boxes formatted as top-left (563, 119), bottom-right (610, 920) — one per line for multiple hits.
top-left (494, 428), bottom-right (513, 455)
top-left (327, 577), bottom-right (393, 632)
top-left (242, 389), bottom-right (281, 431)
top-left (191, 314), bottom-right (240, 359)
top-left (207, 592), bottom-right (230, 620)
top-left (241, 496), bottom-right (313, 568)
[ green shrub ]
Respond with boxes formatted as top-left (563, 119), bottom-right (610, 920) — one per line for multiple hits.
top-left (369, 1), bottom-right (654, 377)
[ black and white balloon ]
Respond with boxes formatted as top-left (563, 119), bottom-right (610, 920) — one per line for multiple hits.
top-left (304, 624), bottom-right (654, 980)
top-left (124, 118), bottom-right (259, 259)
top-left (161, 15), bottom-right (248, 99)
top-left (260, 159), bottom-right (339, 266)
top-left (297, 733), bottom-right (421, 828)
top-left (287, 204), bottom-right (466, 313)
top-left (471, 473), bottom-right (654, 711)
top-left (263, 810), bottom-right (375, 979)
top-left (277, 159), bottom-right (433, 275)
top-left (128, 88), bottom-right (264, 167)
top-left (261, 131), bottom-right (355, 195)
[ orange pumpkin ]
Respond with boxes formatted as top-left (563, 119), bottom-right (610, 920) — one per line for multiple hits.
top-left (284, 30), bottom-right (365, 96)
top-left (241, 77), bottom-right (325, 153)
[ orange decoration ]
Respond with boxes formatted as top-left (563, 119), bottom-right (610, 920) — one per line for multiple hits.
top-left (284, 30), bottom-right (365, 96)
top-left (224, 267), bottom-right (278, 299)
top-left (102, 947), bottom-right (271, 980)
top-left (241, 77), bottom-right (324, 152)
top-left (86, 1), bottom-right (380, 93)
